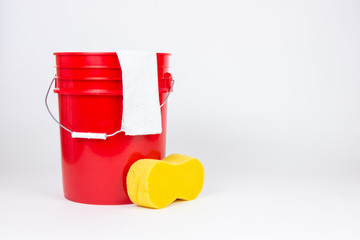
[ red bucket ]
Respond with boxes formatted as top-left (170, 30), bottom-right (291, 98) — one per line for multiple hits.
top-left (49, 52), bottom-right (173, 205)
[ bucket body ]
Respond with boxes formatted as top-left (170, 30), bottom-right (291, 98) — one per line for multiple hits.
top-left (54, 52), bottom-right (172, 205)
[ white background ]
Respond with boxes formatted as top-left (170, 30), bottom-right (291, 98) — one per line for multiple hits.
top-left (1, 0), bottom-right (359, 239)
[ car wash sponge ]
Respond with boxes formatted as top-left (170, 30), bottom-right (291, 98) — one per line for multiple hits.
top-left (126, 154), bottom-right (205, 209)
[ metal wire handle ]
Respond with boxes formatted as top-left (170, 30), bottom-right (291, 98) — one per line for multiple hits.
top-left (45, 77), bottom-right (175, 139)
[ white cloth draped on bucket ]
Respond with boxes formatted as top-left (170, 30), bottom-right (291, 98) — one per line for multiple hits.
top-left (116, 51), bottom-right (162, 136)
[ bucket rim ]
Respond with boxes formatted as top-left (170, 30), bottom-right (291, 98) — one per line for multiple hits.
top-left (55, 66), bottom-right (170, 69)
top-left (53, 52), bottom-right (171, 56)
top-left (55, 76), bottom-right (122, 80)
top-left (54, 77), bottom-right (172, 81)
top-left (55, 66), bottom-right (121, 69)
top-left (54, 88), bottom-right (171, 95)
top-left (54, 88), bottom-right (123, 95)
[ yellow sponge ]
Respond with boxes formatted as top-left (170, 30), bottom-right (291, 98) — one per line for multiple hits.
top-left (126, 154), bottom-right (205, 209)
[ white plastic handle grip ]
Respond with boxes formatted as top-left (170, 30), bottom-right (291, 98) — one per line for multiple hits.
top-left (71, 132), bottom-right (107, 140)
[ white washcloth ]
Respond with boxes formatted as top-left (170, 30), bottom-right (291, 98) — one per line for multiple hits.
top-left (116, 51), bottom-right (162, 135)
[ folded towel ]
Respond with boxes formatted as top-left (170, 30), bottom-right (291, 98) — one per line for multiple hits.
top-left (116, 51), bottom-right (162, 135)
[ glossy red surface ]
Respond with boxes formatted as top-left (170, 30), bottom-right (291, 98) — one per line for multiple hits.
top-left (54, 52), bottom-right (171, 205)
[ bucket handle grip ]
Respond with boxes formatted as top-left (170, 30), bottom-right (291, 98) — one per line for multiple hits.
top-left (45, 77), bottom-right (175, 140)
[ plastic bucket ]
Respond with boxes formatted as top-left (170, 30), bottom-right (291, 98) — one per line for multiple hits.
top-left (51, 52), bottom-right (172, 205)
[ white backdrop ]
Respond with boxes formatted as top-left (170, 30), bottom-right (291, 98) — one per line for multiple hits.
top-left (0, 0), bottom-right (359, 239)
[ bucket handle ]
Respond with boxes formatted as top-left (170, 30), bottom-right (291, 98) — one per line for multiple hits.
top-left (45, 77), bottom-right (175, 140)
